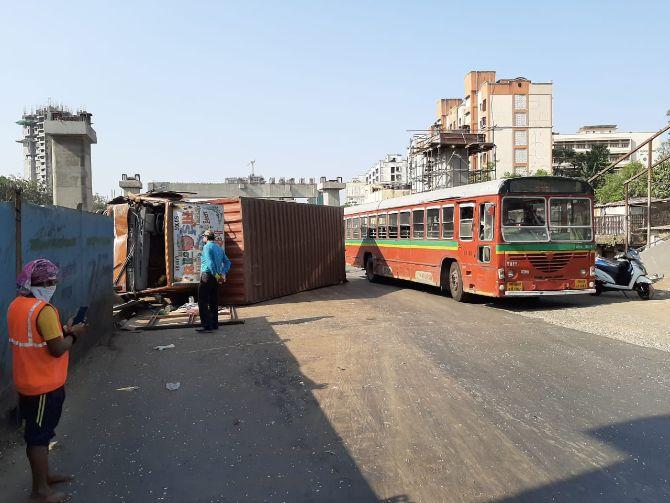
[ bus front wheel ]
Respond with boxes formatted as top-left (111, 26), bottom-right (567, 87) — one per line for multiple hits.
top-left (449, 262), bottom-right (471, 302)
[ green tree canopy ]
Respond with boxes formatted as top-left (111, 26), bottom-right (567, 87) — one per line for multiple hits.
top-left (573, 144), bottom-right (611, 182)
top-left (595, 160), bottom-right (670, 204)
top-left (553, 147), bottom-right (577, 167)
top-left (0, 176), bottom-right (52, 205)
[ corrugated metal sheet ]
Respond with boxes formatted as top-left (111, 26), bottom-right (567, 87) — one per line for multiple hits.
top-left (238, 198), bottom-right (345, 304)
top-left (214, 199), bottom-right (247, 305)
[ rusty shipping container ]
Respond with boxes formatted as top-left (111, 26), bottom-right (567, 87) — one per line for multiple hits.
top-left (111, 194), bottom-right (346, 305)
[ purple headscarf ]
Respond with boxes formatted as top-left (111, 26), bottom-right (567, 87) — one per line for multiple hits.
top-left (17, 259), bottom-right (60, 296)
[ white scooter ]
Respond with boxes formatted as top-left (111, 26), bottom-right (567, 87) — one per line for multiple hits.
top-left (593, 248), bottom-right (659, 300)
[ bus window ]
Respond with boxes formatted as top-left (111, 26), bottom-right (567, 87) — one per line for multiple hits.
top-left (369, 214), bottom-right (377, 239)
top-left (459, 204), bottom-right (474, 241)
top-left (427, 208), bottom-right (440, 239)
top-left (442, 205), bottom-right (454, 239)
top-left (388, 212), bottom-right (399, 239)
top-left (399, 212), bottom-right (411, 239)
top-left (345, 218), bottom-right (351, 239)
top-left (413, 209), bottom-right (425, 239)
top-left (501, 197), bottom-right (548, 242)
top-left (479, 203), bottom-right (494, 241)
top-left (549, 198), bottom-right (593, 242)
top-left (352, 217), bottom-right (360, 239)
top-left (361, 216), bottom-right (368, 239)
top-left (378, 213), bottom-right (387, 239)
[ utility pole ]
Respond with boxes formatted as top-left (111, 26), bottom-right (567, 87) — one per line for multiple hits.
top-left (647, 142), bottom-right (652, 247)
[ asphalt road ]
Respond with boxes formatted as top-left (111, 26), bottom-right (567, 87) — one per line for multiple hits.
top-left (2, 272), bottom-right (670, 502)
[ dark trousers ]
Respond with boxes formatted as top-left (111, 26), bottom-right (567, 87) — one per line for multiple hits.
top-left (19, 386), bottom-right (65, 447)
top-left (198, 272), bottom-right (219, 329)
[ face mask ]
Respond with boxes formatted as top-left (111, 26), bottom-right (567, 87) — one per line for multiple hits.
top-left (30, 286), bottom-right (56, 303)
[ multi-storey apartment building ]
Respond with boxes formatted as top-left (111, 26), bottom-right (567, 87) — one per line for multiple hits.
top-left (364, 154), bottom-right (408, 186)
top-left (436, 71), bottom-right (553, 178)
top-left (553, 125), bottom-right (662, 166)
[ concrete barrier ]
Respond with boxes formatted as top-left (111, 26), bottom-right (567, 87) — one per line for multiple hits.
top-left (0, 201), bottom-right (114, 420)
top-left (641, 238), bottom-right (670, 279)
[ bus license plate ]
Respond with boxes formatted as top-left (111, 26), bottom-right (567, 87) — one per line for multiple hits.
top-left (506, 282), bottom-right (523, 291)
top-left (575, 279), bottom-right (588, 289)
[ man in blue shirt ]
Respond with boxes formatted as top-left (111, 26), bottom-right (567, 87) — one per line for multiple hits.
top-left (197, 230), bottom-right (232, 332)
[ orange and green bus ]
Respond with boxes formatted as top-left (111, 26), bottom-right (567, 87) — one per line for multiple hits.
top-left (344, 176), bottom-right (596, 302)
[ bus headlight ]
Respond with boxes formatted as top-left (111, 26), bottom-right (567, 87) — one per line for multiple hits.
top-left (589, 266), bottom-right (596, 276)
top-left (589, 281), bottom-right (594, 288)
top-left (499, 284), bottom-right (505, 291)
top-left (507, 269), bottom-right (515, 278)
top-left (580, 268), bottom-right (587, 276)
top-left (498, 268), bottom-right (505, 280)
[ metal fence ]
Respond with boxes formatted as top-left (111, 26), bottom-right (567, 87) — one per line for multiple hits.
top-left (595, 213), bottom-right (646, 235)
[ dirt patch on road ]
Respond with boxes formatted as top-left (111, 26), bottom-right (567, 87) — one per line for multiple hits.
top-left (489, 279), bottom-right (670, 352)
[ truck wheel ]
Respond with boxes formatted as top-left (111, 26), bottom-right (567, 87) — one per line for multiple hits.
top-left (635, 283), bottom-right (653, 300)
top-left (449, 262), bottom-right (471, 302)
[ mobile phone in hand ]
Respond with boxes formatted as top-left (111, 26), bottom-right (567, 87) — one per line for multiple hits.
top-left (73, 306), bottom-right (88, 325)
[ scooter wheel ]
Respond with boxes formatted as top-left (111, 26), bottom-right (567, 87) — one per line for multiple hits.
top-left (635, 283), bottom-right (653, 300)
top-left (590, 283), bottom-right (603, 296)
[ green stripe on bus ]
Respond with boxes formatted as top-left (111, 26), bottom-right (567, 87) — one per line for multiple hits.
top-left (495, 242), bottom-right (596, 252)
top-left (346, 239), bottom-right (459, 250)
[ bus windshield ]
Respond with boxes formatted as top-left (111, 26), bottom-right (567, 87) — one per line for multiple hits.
top-left (549, 198), bottom-right (592, 241)
top-left (502, 197), bottom-right (548, 242)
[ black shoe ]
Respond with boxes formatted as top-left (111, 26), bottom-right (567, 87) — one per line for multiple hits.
top-left (196, 327), bottom-right (212, 333)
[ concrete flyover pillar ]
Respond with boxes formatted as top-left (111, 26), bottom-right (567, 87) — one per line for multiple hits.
top-left (317, 177), bottom-right (346, 206)
top-left (120, 174), bottom-right (143, 195)
top-left (45, 120), bottom-right (97, 211)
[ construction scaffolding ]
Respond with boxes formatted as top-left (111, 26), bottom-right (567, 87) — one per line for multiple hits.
top-left (407, 130), bottom-right (493, 193)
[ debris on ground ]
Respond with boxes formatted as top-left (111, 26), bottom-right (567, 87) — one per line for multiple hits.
top-left (165, 382), bottom-right (181, 391)
top-left (154, 344), bottom-right (176, 351)
top-left (116, 386), bottom-right (140, 392)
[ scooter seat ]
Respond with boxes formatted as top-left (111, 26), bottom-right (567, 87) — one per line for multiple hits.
top-left (596, 258), bottom-right (631, 284)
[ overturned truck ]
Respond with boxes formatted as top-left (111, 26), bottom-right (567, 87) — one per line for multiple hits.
top-left (111, 192), bottom-right (346, 304)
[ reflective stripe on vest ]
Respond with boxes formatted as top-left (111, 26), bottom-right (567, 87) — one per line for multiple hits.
top-left (8, 299), bottom-right (47, 348)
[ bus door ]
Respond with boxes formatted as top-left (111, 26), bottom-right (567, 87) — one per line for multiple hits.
top-left (456, 202), bottom-right (477, 291)
top-left (474, 201), bottom-right (496, 295)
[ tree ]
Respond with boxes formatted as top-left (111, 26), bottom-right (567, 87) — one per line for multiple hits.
top-left (0, 176), bottom-right (52, 205)
top-left (595, 162), bottom-right (642, 203)
top-left (573, 144), bottom-right (611, 183)
top-left (92, 194), bottom-right (109, 213)
top-left (553, 147), bottom-right (577, 167)
top-left (595, 160), bottom-right (670, 204)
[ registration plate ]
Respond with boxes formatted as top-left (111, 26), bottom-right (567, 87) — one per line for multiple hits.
top-left (506, 281), bottom-right (523, 291)
top-left (575, 279), bottom-right (588, 289)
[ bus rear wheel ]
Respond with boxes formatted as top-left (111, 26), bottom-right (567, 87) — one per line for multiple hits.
top-left (365, 257), bottom-right (378, 283)
top-left (440, 263), bottom-right (452, 297)
top-left (449, 262), bottom-right (471, 303)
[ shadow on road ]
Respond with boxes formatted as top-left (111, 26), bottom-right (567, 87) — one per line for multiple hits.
top-left (0, 314), bottom-right (410, 502)
top-left (488, 414), bottom-right (670, 502)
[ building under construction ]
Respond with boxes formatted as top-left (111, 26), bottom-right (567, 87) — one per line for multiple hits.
top-left (16, 103), bottom-right (97, 211)
top-left (407, 130), bottom-right (493, 193)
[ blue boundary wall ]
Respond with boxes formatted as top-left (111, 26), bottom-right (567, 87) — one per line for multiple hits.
top-left (0, 202), bottom-right (113, 419)
top-left (0, 203), bottom-right (16, 416)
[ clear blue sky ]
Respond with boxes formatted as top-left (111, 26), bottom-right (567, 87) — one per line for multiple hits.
top-left (0, 0), bottom-right (668, 197)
